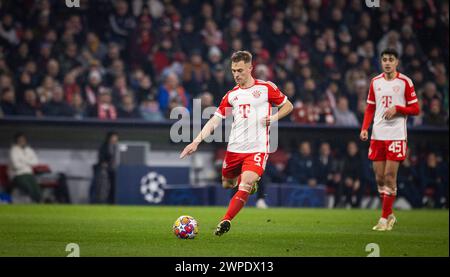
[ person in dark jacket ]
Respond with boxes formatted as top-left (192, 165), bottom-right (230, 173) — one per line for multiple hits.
top-left (420, 152), bottom-right (447, 208)
top-left (91, 131), bottom-right (119, 204)
top-left (0, 87), bottom-right (16, 115)
top-left (16, 89), bottom-right (42, 117)
top-left (117, 94), bottom-right (141, 119)
top-left (339, 141), bottom-right (364, 208)
top-left (42, 86), bottom-right (74, 117)
top-left (287, 141), bottom-right (317, 187)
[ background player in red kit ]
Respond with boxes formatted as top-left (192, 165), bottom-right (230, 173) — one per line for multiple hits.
top-left (180, 51), bottom-right (293, 236)
top-left (360, 48), bottom-right (420, 231)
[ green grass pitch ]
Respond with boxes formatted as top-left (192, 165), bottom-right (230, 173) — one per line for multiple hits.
top-left (0, 205), bottom-right (448, 257)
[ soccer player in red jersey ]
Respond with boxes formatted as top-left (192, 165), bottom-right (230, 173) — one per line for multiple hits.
top-left (180, 51), bottom-right (293, 236)
top-left (360, 48), bottom-right (420, 231)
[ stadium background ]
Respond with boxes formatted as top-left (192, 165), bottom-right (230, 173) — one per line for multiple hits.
top-left (0, 0), bottom-right (448, 209)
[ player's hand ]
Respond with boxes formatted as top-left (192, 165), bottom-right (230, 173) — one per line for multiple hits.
top-left (179, 142), bottom-right (199, 159)
top-left (261, 115), bottom-right (276, 126)
top-left (360, 130), bottom-right (369, 141)
top-left (383, 106), bottom-right (397, 120)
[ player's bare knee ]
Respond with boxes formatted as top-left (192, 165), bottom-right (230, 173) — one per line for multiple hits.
top-left (240, 174), bottom-right (258, 186)
top-left (238, 183), bottom-right (253, 193)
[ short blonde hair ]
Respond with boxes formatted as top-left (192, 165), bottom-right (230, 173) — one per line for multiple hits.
top-left (231, 51), bottom-right (252, 64)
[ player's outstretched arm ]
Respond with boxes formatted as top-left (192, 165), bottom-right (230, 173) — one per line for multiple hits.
top-left (262, 99), bottom-right (294, 126)
top-left (179, 115), bottom-right (222, 159)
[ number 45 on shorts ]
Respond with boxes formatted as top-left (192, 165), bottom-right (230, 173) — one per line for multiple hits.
top-left (388, 141), bottom-right (406, 156)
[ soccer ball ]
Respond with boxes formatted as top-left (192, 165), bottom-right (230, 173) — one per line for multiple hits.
top-left (173, 215), bottom-right (198, 239)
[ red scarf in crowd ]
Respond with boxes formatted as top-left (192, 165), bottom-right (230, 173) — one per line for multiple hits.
top-left (97, 103), bottom-right (117, 120)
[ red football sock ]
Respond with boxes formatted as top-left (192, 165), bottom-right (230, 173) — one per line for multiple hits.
top-left (381, 194), bottom-right (396, 219)
top-left (223, 190), bottom-right (250, 221)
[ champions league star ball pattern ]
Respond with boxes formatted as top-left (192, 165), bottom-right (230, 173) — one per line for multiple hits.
top-left (140, 172), bottom-right (166, 203)
top-left (173, 215), bottom-right (199, 239)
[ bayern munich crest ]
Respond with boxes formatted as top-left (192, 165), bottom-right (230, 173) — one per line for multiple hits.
top-left (393, 86), bottom-right (401, 93)
top-left (252, 90), bottom-right (261, 98)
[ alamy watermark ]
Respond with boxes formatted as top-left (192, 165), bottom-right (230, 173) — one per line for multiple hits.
top-left (169, 99), bottom-right (280, 152)
top-left (65, 0), bottom-right (80, 8)
top-left (66, 243), bottom-right (80, 257)
top-left (365, 0), bottom-right (380, 8)
top-left (365, 243), bottom-right (380, 257)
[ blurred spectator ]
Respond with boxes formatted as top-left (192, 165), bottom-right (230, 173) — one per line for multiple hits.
top-left (108, 0), bottom-right (136, 47)
top-left (265, 147), bottom-right (290, 184)
top-left (58, 42), bottom-right (82, 75)
top-left (17, 89), bottom-right (42, 117)
top-left (333, 96), bottom-right (359, 127)
top-left (282, 80), bottom-right (297, 104)
top-left (158, 72), bottom-right (190, 115)
top-left (420, 152), bottom-right (448, 208)
top-left (46, 59), bottom-right (61, 82)
top-left (111, 74), bottom-right (132, 105)
top-left (207, 46), bottom-right (223, 69)
top-left (0, 87), bottom-right (16, 115)
top-left (70, 93), bottom-right (87, 120)
top-left (182, 50), bottom-right (210, 97)
top-left (201, 19), bottom-right (223, 48)
top-left (8, 132), bottom-right (40, 203)
top-left (42, 86), bottom-right (74, 117)
top-left (397, 149), bottom-right (422, 208)
top-left (36, 76), bottom-right (56, 104)
top-left (83, 32), bottom-right (108, 63)
top-left (266, 19), bottom-right (289, 54)
top-left (423, 98), bottom-right (448, 127)
top-left (420, 82), bottom-right (442, 114)
top-left (139, 95), bottom-right (165, 122)
top-left (208, 64), bottom-right (234, 106)
top-left (134, 74), bottom-right (153, 104)
top-left (287, 141), bottom-right (317, 187)
top-left (87, 89), bottom-right (117, 120)
top-left (316, 142), bottom-right (340, 189)
top-left (339, 141), bottom-right (364, 208)
top-left (179, 18), bottom-right (201, 55)
top-left (117, 93), bottom-right (141, 119)
top-left (83, 70), bottom-right (105, 106)
top-left (317, 96), bottom-right (335, 125)
top-left (0, 13), bottom-right (19, 46)
top-left (291, 98), bottom-right (319, 124)
top-left (199, 91), bottom-right (214, 113)
top-left (63, 71), bottom-right (81, 104)
top-left (91, 131), bottom-right (119, 204)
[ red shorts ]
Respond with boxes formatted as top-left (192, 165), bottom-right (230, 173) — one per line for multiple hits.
top-left (369, 140), bottom-right (407, 161)
top-left (222, 151), bottom-right (268, 179)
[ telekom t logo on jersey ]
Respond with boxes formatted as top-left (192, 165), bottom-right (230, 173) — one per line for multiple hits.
top-left (382, 96), bottom-right (392, 108)
top-left (239, 104), bottom-right (251, 118)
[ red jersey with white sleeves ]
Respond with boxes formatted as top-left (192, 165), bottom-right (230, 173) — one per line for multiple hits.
top-left (367, 72), bottom-right (418, 140)
top-left (215, 79), bottom-right (287, 153)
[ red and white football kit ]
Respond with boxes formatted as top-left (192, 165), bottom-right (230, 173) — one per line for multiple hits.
top-left (215, 79), bottom-right (287, 178)
top-left (362, 72), bottom-right (420, 161)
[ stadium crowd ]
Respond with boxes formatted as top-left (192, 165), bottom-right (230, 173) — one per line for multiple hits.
top-left (0, 0), bottom-right (448, 127)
